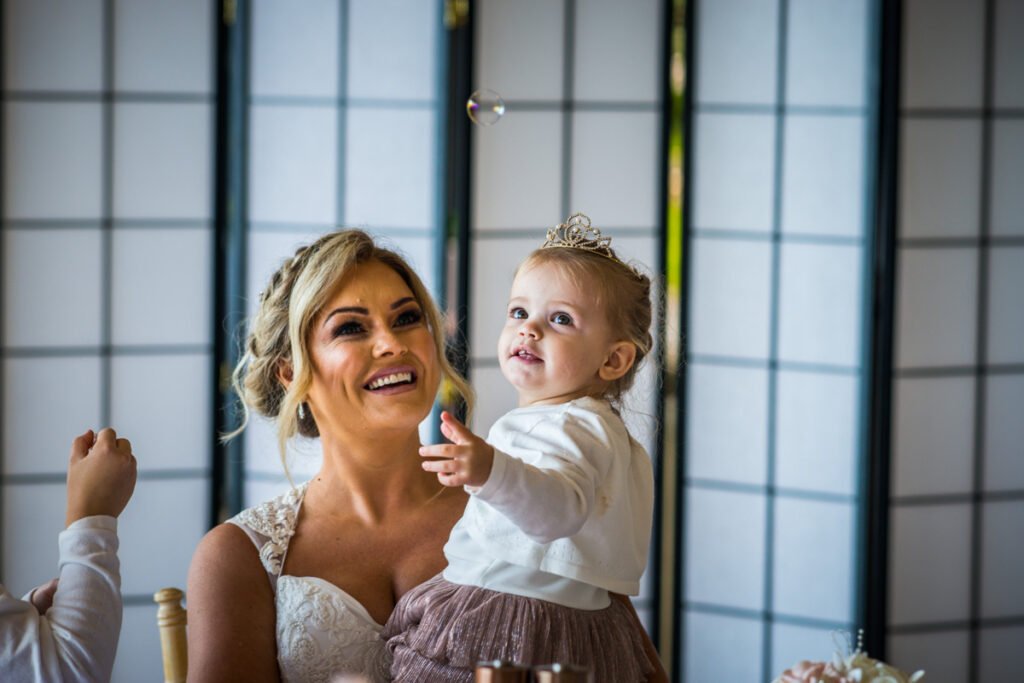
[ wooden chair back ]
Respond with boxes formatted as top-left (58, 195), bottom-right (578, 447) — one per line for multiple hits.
top-left (153, 587), bottom-right (188, 683)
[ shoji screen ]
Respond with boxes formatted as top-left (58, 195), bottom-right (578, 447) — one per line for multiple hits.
top-left (887, 0), bottom-right (1024, 679)
top-left (680, 1), bottom-right (879, 680)
top-left (1, 1), bottom-right (215, 680)
top-left (242, 0), bottom-right (447, 503)
top-left (468, 0), bottom-right (665, 632)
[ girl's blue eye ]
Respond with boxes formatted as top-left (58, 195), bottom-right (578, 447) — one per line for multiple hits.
top-left (395, 309), bottom-right (423, 326)
top-left (552, 312), bottom-right (573, 326)
top-left (510, 308), bottom-right (527, 320)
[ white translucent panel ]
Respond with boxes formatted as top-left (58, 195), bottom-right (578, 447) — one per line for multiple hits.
top-left (683, 612), bottom-right (762, 683)
top-left (112, 605), bottom-right (164, 683)
top-left (692, 113), bottom-right (776, 232)
top-left (248, 105), bottom-right (338, 225)
top-left (3, 357), bottom-right (102, 475)
top-left (685, 363), bottom-right (768, 485)
top-left (114, 0), bottom-right (212, 93)
top-left (772, 623), bottom-right (846, 680)
top-left (475, 0), bottom-right (563, 101)
top-left (902, 0), bottom-right (985, 108)
top-left (785, 0), bottom-right (868, 107)
top-left (776, 371), bottom-right (858, 496)
top-left (895, 248), bottom-right (978, 368)
top-left (3, 229), bottom-right (103, 347)
top-left (373, 232), bottom-right (439, 302)
top-left (467, 364), bottom-right (518, 437)
top-left (889, 504), bottom-right (972, 624)
top-left (113, 103), bottom-right (213, 220)
top-left (245, 229), bottom-right (324, 318)
top-left (899, 120), bottom-right (982, 239)
top-left (684, 488), bottom-right (765, 610)
top-left (773, 499), bottom-right (855, 622)
top-left (110, 228), bottom-right (212, 345)
top-left (892, 377), bottom-right (975, 497)
top-left (994, 0), bottom-right (1024, 107)
top-left (3, 0), bottom-right (103, 91)
top-left (981, 500), bottom-right (1024, 618)
top-left (990, 120), bottom-right (1024, 236)
top-left (3, 103), bottom-right (102, 219)
top-left (782, 115), bottom-right (866, 238)
top-left (694, 0), bottom-right (778, 105)
top-left (468, 237), bottom-right (536, 357)
top-left (984, 375), bottom-right (1024, 492)
top-left (243, 414), bottom-right (322, 480)
top-left (573, 0), bottom-right (660, 102)
top-left (1, 483), bottom-right (65, 596)
top-left (110, 354), bottom-right (210, 471)
top-left (118, 478), bottom-right (207, 595)
top-left (250, 0), bottom-right (339, 98)
top-left (472, 112), bottom-right (562, 230)
top-left (778, 243), bottom-right (863, 367)
top-left (688, 237), bottom-right (772, 359)
top-left (987, 247), bottom-right (1024, 364)
top-left (347, 0), bottom-right (438, 100)
top-left (344, 108), bottom-right (437, 230)
top-left (569, 111), bottom-right (659, 228)
top-left (980, 626), bottom-right (1024, 679)
top-left (888, 631), bottom-right (968, 683)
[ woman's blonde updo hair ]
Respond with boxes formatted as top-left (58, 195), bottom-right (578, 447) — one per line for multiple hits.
top-left (226, 229), bottom-right (473, 472)
top-left (518, 246), bottom-right (653, 406)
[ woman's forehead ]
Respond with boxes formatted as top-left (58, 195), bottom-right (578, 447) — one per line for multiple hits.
top-left (325, 260), bottom-right (414, 306)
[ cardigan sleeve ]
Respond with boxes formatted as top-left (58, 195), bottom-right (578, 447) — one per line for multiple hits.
top-left (0, 515), bottom-right (122, 683)
top-left (470, 406), bottom-right (615, 544)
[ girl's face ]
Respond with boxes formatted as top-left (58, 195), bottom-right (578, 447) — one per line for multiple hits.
top-left (306, 260), bottom-right (440, 439)
top-left (497, 261), bottom-right (620, 407)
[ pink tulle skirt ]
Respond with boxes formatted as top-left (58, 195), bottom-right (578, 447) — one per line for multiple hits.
top-left (382, 573), bottom-right (653, 682)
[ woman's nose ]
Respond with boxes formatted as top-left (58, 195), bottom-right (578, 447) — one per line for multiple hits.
top-left (373, 329), bottom-right (408, 356)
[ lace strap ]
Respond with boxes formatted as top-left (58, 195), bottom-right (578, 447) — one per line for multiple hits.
top-left (227, 483), bottom-right (308, 578)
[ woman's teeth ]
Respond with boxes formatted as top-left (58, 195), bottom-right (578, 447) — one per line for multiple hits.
top-left (367, 371), bottom-right (413, 390)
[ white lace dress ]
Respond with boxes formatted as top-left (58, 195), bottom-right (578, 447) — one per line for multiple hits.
top-left (228, 483), bottom-right (392, 683)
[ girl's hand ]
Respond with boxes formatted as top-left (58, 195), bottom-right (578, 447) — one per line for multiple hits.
top-left (419, 411), bottom-right (494, 488)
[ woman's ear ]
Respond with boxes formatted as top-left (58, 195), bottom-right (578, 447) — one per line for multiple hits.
top-left (277, 360), bottom-right (294, 389)
top-left (598, 341), bottom-right (637, 382)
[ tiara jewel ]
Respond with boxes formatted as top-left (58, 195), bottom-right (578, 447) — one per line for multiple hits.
top-left (541, 213), bottom-right (642, 278)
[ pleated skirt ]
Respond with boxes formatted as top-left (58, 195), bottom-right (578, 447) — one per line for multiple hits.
top-left (382, 573), bottom-right (653, 682)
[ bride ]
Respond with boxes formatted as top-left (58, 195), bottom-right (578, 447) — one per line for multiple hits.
top-left (187, 231), bottom-right (470, 682)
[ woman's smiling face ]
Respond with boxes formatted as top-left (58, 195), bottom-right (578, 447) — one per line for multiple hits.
top-left (305, 259), bottom-right (440, 439)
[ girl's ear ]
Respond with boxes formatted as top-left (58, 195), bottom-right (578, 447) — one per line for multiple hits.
top-left (277, 360), bottom-right (294, 389)
top-left (598, 341), bottom-right (637, 382)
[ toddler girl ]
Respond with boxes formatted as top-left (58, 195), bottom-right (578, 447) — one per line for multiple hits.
top-left (383, 214), bottom-right (656, 681)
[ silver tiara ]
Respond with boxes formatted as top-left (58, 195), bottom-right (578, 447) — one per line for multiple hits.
top-left (541, 213), bottom-right (643, 278)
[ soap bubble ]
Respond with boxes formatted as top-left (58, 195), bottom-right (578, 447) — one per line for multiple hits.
top-left (466, 89), bottom-right (505, 126)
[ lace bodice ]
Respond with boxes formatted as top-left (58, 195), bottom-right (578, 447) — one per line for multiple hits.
top-left (228, 483), bottom-right (392, 683)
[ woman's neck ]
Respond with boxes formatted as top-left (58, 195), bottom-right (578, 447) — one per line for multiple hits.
top-left (306, 427), bottom-right (442, 524)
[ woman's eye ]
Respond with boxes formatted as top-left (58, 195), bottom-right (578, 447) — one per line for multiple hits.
top-left (552, 312), bottom-right (573, 326)
top-left (332, 321), bottom-right (364, 337)
top-left (510, 308), bottom-right (528, 320)
top-left (395, 309), bottom-right (423, 327)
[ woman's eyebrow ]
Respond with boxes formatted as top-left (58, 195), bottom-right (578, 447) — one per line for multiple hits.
top-left (323, 306), bottom-right (368, 326)
top-left (391, 297), bottom-right (416, 309)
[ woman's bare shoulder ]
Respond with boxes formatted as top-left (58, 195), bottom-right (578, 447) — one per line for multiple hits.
top-left (187, 524), bottom-right (279, 683)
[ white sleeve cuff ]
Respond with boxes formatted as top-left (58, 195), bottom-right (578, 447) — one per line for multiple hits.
top-left (465, 446), bottom-right (511, 499)
top-left (66, 516), bottom-right (118, 533)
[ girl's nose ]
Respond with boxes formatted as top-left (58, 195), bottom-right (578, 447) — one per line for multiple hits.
top-left (518, 320), bottom-right (541, 339)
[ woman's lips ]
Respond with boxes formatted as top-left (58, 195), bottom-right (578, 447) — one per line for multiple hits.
top-left (364, 366), bottom-right (417, 392)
